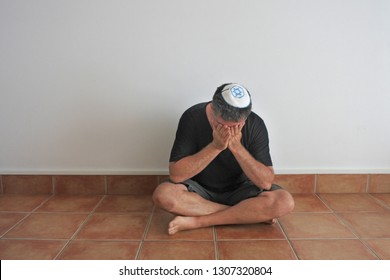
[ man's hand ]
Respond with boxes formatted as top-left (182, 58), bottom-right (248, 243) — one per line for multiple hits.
top-left (211, 124), bottom-right (230, 151)
top-left (228, 123), bottom-right (244, 153)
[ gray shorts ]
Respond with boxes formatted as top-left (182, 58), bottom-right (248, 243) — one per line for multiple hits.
top-left (178, 179), bottom-right (283, 206)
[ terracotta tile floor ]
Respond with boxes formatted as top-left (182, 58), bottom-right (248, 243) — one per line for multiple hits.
top-left (1, 193), bottom-right (390, 260)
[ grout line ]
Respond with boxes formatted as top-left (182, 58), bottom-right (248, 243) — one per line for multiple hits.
top-left (135, 205), bottom-right (155, 260)
top-left (366, 174), bottom-right (371, 193)
top-left (216, 237), bottom-right (287, 241)
top-left (52, 175), bottom-right (56, 195)
top-left (104, 175), bottom-right (108, 195)
top-left (53, 195), bottom-right (107, 260)
top-left (52, 241), bottom-right (71, 260)
top-left (332, 212), bottom-right (361, 240)
top-left (0, 175), bottom-right (3, 194)
top-left (134, 242), bottom-right (144, 260)
top-left (0, 194), bottom-right (53, 239)
top-left (1, 237), bottom-right (69, 241)
top-left (213, 226), bottom-right (219, 260)
top-left (31, 194), bottom-right (55, 213)
top-left (367, 193), bottom-right (390, 211)
top-left (315, 193), bottom-right (334, 212)
top-left (0, 213), bottom-right (33, 239)
top-left (359, 238), bottom-right (382, 260)
top-left (276, 220), bottom-right (299, 260)
top-left (314, 174), bottom-right (318, 193)
top-left (287, 237), bottom-right (361, 240)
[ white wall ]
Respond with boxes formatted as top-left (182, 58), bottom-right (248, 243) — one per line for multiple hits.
top-left (0, 0), bottom-right (389, 174)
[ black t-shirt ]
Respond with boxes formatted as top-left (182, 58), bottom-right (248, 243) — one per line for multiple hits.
top-left (169, 102), bottom-right (273, 192)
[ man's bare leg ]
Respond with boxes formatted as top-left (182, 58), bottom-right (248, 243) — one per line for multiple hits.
top-left (167, 190), bottom-right (294, 235)
top-left (152, 182), bottom-right (229, 216)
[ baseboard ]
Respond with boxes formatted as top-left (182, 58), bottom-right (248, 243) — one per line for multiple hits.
top-left (0, 168), bottom-right (389, 175)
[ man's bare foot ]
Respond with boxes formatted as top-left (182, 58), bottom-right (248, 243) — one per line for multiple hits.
top-left (263, 218), bottom-right (276, 225)
top-left (168, 216), bottom-right (200, 235)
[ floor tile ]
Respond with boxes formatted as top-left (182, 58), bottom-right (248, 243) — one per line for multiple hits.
top-left (218, 240), bottom-right (296, 260)
top-left (290, 239), bottom-right (378, 260)
top-left (107, 175), bottom-right (158, 195)
top-left (145, 211), bottom-right (214, 241)
top-left (292, 194), bottom-right (330, 212)
top-left (369, 174), bottom-right (390, 193)
top-left (274, 174), bottom-right (315, 193)
top-left (317, 174), bottom-right (367, 193)
top-left (54, 175), bottom-right (105, 195)
top-left (319, 193), bottom-right (386, 212)
top-left (0, 195), bottom-right (50, 212)
top-left (95, 195), bottom-right (153, 213)
top-left (0, 239), bottom-right (66, 260)
top-left (338, 212), bottom-right (390, 238)
top-left (76, 213), bottom-right (149, 240)
top-left (215, 222), bottom-right (285, 240)
top-left (0, 213), bottom-right (28, 236)
top-left (279, 213), bottom-right (355, 239)
top-left (58, 240), bottom-right (140, 260)
top-left (364, 239), bottom-right (390, 260)
top-left (2, 175), bottom-right (53, 195)
top-left (4, 213), bottom-right (88, 239)
top-left (139, 241), bottom-right (215, 260)
top-left (370, 193), bottom-right (390, 208)
top-left (36, 195), bottom-right (103, 212)
top-left (1, 186), bottom-right (389, 261)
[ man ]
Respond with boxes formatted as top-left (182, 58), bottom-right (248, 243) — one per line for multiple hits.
top-left (153, 83), bottom-right (294, 235)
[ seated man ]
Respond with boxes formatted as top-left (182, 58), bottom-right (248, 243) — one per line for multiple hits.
top-left (153, 83), bottom-right (294, 235)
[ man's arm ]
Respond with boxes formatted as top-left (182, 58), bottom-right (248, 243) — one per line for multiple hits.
top-left (169, 124), bottom-right (230, 183)
top-left (169, 143), bottom-right (221, 183)
top-left (228, 125), bottom-right (275, 190)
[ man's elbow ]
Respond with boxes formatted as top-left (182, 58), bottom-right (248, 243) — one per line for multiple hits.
top-left (168, 163), bottom-right (186, 183)
top-left (169, 162), bottom-right (178, 182)
top-left (169, 174), bottom-right (183, 184)
top-left (260, 181), bottom-right (272, 190)
top-left (261, 172), bottom-right (275, 190)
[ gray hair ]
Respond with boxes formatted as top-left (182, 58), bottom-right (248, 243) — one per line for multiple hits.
top-left (212, 83), bottom-right (252, 122)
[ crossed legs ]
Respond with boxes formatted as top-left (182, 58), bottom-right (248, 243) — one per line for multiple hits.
top-left (152, 181), bottom-right (295, 235)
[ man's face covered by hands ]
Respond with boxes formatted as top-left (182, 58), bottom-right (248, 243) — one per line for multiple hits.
top-left (210, 111), bottom-right (246, 151)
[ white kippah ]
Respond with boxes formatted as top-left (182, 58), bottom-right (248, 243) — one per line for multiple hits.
top-left (221, 84), bottom-right (251, 108)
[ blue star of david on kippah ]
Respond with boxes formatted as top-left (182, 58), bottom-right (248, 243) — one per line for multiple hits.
top-left (230, 86), bottom-right (245, 98)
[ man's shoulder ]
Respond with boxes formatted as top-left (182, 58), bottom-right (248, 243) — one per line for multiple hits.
top-left (247, 111), bottom-right (265, 125)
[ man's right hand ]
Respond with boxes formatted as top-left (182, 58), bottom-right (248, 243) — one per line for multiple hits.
top-left (211, 124), bottom-right (231, 151)
top-left (170, 123), bottom-right (230, 183)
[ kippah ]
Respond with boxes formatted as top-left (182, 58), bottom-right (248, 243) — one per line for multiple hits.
top-left (221, 84), bottom-right (251, 108)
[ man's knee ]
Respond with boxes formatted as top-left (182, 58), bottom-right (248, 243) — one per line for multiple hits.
top-left (152, 183), bottom-right (170, 208)
top-left (152, 182), bottom-right (185, 211)
top-left (274, 190), bottom-right (294, 216)
top-left (263, 190), bottom-right (294, 217)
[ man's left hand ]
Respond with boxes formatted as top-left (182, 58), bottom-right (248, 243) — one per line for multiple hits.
top-left (228, 123), bottom-right (244, 153)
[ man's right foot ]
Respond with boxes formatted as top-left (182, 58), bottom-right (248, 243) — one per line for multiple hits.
top-left (168, 216), bottom-right (201, 235)
top-left (263, 218), bottom-right (276, 225)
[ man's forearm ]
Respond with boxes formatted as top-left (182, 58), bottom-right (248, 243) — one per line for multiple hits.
top-left (230, 144), bottom-right (274, 190)
top-left (169, 143), bottom-right (222, 183)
